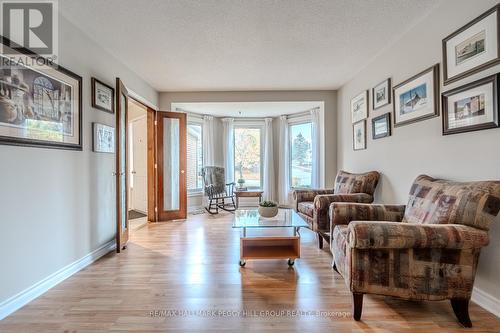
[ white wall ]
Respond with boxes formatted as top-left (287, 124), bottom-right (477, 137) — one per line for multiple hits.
top-left (0, 14), bottom-right (158, 304)
top-left (337, 0), bottom-right (500, 301)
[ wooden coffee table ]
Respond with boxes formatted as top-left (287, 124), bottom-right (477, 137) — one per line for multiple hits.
top-left (234, 190), bottom-right (263, 208)
top-left (232, 208), bottom-right (308, 267)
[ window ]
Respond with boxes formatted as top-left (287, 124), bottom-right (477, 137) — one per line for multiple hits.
top-left (187, 123), bottom-right (203, 192)
top-left (234, 126), bottom-right (262, 189)
top-left (289, 122), bottom-right (312, 188)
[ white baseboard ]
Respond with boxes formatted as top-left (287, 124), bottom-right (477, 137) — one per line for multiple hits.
top-left (0, 240), bottom-right (116, 321)
top-left (472, 287), bottom-right (500, 317)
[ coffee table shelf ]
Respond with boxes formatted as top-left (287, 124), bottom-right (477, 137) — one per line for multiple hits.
top-left (233, 209), bottom-right (307, 267)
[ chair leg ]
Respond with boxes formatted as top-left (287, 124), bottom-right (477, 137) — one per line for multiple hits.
top-left (317, 233), bottom-right (323, 249)
top-left (451, 298), bottom-right (472, 328)
top-left (332, 261), bottom-right (340, 274)
top-left (352, 293), bottom-right (363, 321)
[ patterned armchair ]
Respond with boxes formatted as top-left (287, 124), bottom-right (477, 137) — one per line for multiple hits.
top-left (201, 166), bottom-right (236, 214)
top-left (293, 170), bottom-right (380, 249)
top-left (329, 175), bottom-right (500, 327)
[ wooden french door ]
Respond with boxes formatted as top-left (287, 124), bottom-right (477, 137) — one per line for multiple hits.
top-left (156, 111), bottom-right (187, 221)
top-left (116, 78), bottom-right (129, 252)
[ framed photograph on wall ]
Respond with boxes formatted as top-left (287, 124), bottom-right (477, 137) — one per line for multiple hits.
top-left (372, 113), bottom-right (391, 139)
top-left (393, 64), bottom-right (439, 127)
top-left (353, 120), bottom-right (366, 151)
top-left (442, 73), bottom-right (499, 135)
top-left (372, 78), bottom-right (391, 110)
top-left (351, 90), bottom-right (368, 123)
top-left (443, 5), bottom-right (500, 85)
top-left (91, 77), bottom-right (115, 113)
top-left (92, 123), bottom-right (115, 153)
top-left (0, 40), bottom-right (82, 150)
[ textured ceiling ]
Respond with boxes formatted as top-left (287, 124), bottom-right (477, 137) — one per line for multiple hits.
top-left (59, 0), bottom-right (440, 91)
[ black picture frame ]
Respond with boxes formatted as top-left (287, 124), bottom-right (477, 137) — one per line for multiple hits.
top-left (442, 73), bottom-right (499, 135)
top-left (442, 4), bottom-right (500, 85)
top-left (91, 77), bottom-right (115, 114)
top-left (392, 64), bottom-right (440, 128)
top-left (372, 78), bottom-right (391, 110)
top-left (0, 36), bottom-right (82, 151)
top-left (372, 113), bottom-right (391, 139)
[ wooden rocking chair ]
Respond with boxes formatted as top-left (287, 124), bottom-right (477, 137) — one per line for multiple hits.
top-left (201, 166), bottom-right (236, 214)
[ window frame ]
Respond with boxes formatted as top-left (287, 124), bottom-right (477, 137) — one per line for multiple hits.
top-left (186, 120), bottom-right (204, 195)
top-left (288, 118), bottom-right (313, 190)
top-left (233, 122), bottom-right (264, 190)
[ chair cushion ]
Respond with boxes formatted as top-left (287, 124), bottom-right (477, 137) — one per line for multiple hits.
top-left (334, 170), bottom-right (380, 196)
top-left (403, 175), bottom-right (500, 231)
top-left (297, 201), bottom-right (314, 218)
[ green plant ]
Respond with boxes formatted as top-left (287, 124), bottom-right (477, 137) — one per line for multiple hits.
top-left (237, 178), bottom-right (245, 184)
top-left (259, 200), bottom-right (277, 207)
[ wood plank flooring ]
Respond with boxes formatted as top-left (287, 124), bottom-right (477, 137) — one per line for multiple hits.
top-left (1, 211), bottom-right (499, 332)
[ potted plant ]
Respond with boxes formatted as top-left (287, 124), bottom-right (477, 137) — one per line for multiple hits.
top-left (258, 200), bottom-right (278, 218)
top-left (237, 178), bottom-right (246, 189)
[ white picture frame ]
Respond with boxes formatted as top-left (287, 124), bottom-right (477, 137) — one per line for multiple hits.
top-left (351, 90), bottom-right (368, 123)
top-left (92, 123), bottom-right (115, 153)
top-left (372, 78), bottom-right (391, 110)
top-left (353, 120), bottom-right (366, 151)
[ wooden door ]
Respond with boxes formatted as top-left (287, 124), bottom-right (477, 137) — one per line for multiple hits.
top-left (156, 111), bottom-right (187, 221)
top-left (116, 78), bottom-right (129, 252)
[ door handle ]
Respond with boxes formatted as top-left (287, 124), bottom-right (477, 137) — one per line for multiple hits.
top-left (131, 171), bottom-right (137, 174)
top-left (181, 170), bottom-right (185, 174)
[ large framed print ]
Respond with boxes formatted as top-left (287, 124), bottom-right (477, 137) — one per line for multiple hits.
top-left (372, 78), bottom-right (391, 110)
top-left (353, 120), bottom-right (366, 151)
top-left (442, 74), bottom-right (499, 135)
top-left (443, 5), bottom-right (500, 85)
top-left (393, 64), bottom-right (439, 127)
top-left (92, 123), bottom-right (115, 153)
top-left (0, 39), bottom-right (82, 150)
top-left (351, 90), bottom-right (368, 123)
top-left (92, 77), bottom-right (114, 113)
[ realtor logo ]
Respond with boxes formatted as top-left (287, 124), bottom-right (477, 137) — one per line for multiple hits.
top-left (0, 0), bottom-right (58, 58)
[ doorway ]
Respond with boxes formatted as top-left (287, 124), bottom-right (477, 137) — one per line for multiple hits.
top-left (128, 99), bottom-right (149, 231)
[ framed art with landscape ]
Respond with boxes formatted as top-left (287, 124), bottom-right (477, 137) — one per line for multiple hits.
top-left (393, 64), bottom-right (439, 127)
top-left (0, 38), bottom-right (82, 150)
top-left (442, 73), bottom-right (499, 135)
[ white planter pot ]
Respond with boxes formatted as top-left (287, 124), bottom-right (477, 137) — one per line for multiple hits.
top-left (258, 206), bottom-right (278, 218)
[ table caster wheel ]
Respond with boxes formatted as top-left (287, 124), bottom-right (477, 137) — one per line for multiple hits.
top-left (288, 259), bottom-right (295, 266)
top-left (239, 260), bottom-right (246, 267)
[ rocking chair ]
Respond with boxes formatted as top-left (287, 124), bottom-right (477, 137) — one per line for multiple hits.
top-left (201, 166), bottom-right (236, 214)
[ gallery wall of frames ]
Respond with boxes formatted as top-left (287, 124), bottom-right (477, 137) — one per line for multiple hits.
top-left (351, 4), bottom-right (500, 151)
top-left (0, 37), bottom-right (115, 152)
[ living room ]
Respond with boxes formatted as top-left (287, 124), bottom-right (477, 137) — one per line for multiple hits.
top-left (0, 0), bottom-right (500, 332)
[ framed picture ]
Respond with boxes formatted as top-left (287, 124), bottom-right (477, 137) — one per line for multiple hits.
top-left (372, 113), bottom-right (391, 139)
top-left (91, 77), bottom-right (114, 113)
top-left (92, 123), bottom-right (115, 153)
top-left (443, 5), bottom-right (500, 85)
top-left (353, 120), bottom-right (366, 151)
top-left (351, 90), bottom-right (368, 123)
top-left (442, 74), bottom-right (499, 135)
top-left (393, 64), bottom-right (440, 127)
top-left (372, 78), bottom-right (391, 110)
top-left (0, 40), bottom-right (82, 150)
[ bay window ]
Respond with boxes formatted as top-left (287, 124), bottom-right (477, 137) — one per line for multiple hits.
top-left (233, 126), bottom-right (262, 189)
top-left (289, 121), bottom-right (312, 188)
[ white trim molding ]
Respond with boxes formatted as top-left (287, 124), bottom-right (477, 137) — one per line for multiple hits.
top-left (472, 287), bottom-right (500, 317)
top-left (0, 240), bottom-right (116, 320)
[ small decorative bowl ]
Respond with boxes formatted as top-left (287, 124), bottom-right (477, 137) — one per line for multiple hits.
top-left (258, 206), bottom-right (278, 218)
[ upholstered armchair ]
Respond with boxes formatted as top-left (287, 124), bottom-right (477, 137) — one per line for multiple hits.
top-left (293, 170), bottom-right (380, 249)
top-left (329, 175), bottom-right (500, 327)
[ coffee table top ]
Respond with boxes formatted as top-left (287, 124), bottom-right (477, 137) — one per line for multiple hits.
top-left (232, 208), bottom-right (308, 228)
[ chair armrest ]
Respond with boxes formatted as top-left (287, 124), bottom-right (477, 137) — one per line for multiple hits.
top-left (292, 189), bottom-right (334, 210)
top-left (314, 193), bottom-right (373, 212)
top-left (348, 221), bottom-right (490, 250)
top-left (330, 203), bottom-right (406, 226)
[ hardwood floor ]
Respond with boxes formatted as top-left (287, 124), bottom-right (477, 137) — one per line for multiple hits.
top-left (1, 211), bottom-right (499, 332)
